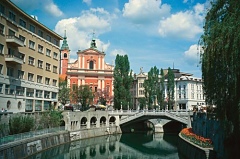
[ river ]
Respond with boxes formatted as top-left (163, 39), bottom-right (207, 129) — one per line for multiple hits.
top-left (28, 132), bottom-right (187, 159)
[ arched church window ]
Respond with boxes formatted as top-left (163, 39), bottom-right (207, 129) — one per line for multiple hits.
top-left (89, 61), bottom-right (94, 69)
top-left (64, 53), bottom-right (67, 58)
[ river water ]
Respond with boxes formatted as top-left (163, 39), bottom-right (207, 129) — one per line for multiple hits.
top-left (28, 132), bottom-right (187, 159)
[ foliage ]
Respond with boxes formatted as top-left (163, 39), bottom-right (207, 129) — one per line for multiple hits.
top-left (167, 67), bottom-right (175, 109)
top-left (38, 110), bottom-right (63, 129)
top-left (58, 77), bottom-right (70, 105)
top-left (71, 85), bottom-right (94, 110)
top-left (137, 97), bottom-right (146, 110)
top-left (113, 54), bottom-right (133, 110)
top-left (200, 0), bottom-right (240, 157)
top-left (159, 68), bottom-right (165, 109)
top-left (143, 66), bottom-right (160, 109)
top-left (9, 115), bottom-right (34, 135)
top-left (94, 88), bottom-right (111, 105)
top-left (181, 128), bottom-right (213, 148)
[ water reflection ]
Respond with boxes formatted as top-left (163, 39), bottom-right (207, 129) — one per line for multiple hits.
top-left (28, 132), bottom-right (186, 159)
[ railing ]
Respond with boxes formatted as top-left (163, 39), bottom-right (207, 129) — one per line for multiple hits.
top-left (0, 126), bottom-right (66, 146)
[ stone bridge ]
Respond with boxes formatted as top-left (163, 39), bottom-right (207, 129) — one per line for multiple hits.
top-left (62, 109), bottom-right (192, 133)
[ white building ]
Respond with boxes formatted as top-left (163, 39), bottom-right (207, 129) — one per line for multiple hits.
top-left (131, 68), bottom-right (205, 110)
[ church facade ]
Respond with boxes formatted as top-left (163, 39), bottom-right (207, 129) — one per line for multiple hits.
top-left (60, 32), bottom-right (114, 105)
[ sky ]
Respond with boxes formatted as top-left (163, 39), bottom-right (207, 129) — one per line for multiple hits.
top-left (12, 0), bottom-right (211, 78)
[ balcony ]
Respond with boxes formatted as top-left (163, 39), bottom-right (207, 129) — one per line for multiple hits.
top-left (6, 35), bottom-right (24, 47)
top-left (5, 54), bottom-right (23, 65)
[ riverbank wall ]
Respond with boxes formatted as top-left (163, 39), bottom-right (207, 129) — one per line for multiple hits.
top-left (0, 131), bottom-right (70, 159)
top-left (178, 133), bottom-right (216, 159)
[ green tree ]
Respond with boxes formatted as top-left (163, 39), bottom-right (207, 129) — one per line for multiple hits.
top-left (9, 115), bottom-right (34, 134)
top-left (58, 77), bottom-right (70, 105)
top-left (159, 68), bottom-right (165, 109)
top-left (38, 110), bottom-right (63, 129)
top-left (199, 0), bottom-right (240, 157)
top-left (113, 54), bottom-right (133, 110)
top-left (138, 97), bottom-right (146, 110)
top-left (143, 66), bottom-right (159, 109)
top-left (166, 67), bottom-right (175, 110)
top-left (76, 85), bottom-right (94, 110)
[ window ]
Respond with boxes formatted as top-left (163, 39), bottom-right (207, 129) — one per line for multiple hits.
top-left (52, 79), bottom-right (57, 86)
top-left (25, 99), bottom-right (33, 112)
top-left (53, 52), bottom-right (58, 59)
top-left (53, 39), bottom-right (58, 46)
top-left (0, 23), bottom-right (4, 35)
top-left (9, 11), bottom-right (16, 21)
top-left (53, 66), bottom-right (57, 73)
top-left (29, 40), bottom-right (35, 49)
top-left (36, 90), bottom-right (43, 98)
top-left (16, 86), bottom-right (24, 96)
top-left (37, 75), bottom-right (42, 83)
top-left (45, 77), bottom-right (50, 85)
top-left (5, 85), bottom-right (14, 95)
top-left (0, 44), bottom-right (3, 54)
top-left (46, 49), bottom-right (51, 56)
top-left (52, 92), bottom-right (57, 99)
top-left (18, 70), bottom-right (24, 79)
top-left (28, 56), bottom-right (34, 65)
top-left (38, 30), bottom-right (43, 38)
top-left (139, 90), bottom-right (144, 95)
top-left (44, 91), bottom-right (50, 99)
top-left (29, 24), bottom-right (35, 33)
top-left (139, 83), bottom-right (143, 88)
top-left (19, 35), bottom-right (25, 44)
top-left (0, 83), bottom-right (3, 93)
top-left (0, 64), bottom-right (3, 74)
top-left (46, 35), bottom-right (51, 42)
top-left (35, 100), bottom-right (42, 111)
top-left (26, 88), bottom-right (34, 97)
top-left (46, 63), bottom-right (51, 71)
top-left (28, 73), bottom-right (34, 81)
top-left (7, 67), bottom-right (14, 77)
top-left (8, 48), bottom-right (15, 56)
top-left (38, 45), bottom-right (43, 53)
top-left (8, 29), bottom-right (15, 36)
top-left (89, 61), bottom-right (94, 69)
top-left (64, 53), bottom-right (67, 58)
top-left (38, 60), bottom-right (43, 68)
top-left (19, 19), bottom-right (26, 28)
top-left (0, 4), bottom-right (5, 14)
top-left (19, 52), bottom-right (25, 62)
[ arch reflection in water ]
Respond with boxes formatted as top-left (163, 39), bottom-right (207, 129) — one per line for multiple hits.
top-left (28, 132), bottom-right (186, 159)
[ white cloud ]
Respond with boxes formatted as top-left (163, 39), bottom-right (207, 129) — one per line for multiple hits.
top-left (158, 3), bottom-right (205, 39)
top-left (83, 0), bottom-right (92, 5)
top-left (184, 44), bottom-right (201, 65)
top-left (55, 8), bottom-right (113, 57)
top-left (110, 49), bottom-right (127, 57)
top-left (183, 0), bottom-right (188, 3)
top-left (11, 0), bottom-right (63, 17)
top-left (122, 0), bottom-right (170, 24)
top-left (44, 2), bottom-right (63, 17)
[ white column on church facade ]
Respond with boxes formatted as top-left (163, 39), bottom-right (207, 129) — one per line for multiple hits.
top-left (98, 56), bottom-right (100, 69)
top-left (102, 57), bottom-right (104, 70)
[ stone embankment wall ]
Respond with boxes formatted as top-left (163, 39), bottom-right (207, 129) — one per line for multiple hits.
top-left (70, 126), bottom-right (121, 141)
top-left (0, 131), bottom-right (70, 159)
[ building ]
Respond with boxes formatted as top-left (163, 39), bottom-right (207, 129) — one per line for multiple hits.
top-left (60, 33), bottom-right (114, 105)
top-left (131, 68), bottom-right (205, 110)
top-left (0, 0), bottom-right (62, 113)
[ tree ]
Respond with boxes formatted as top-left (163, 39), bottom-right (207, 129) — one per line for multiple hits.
top-left (166, 67), bottom-right (175, 110)
top-left (200, 0), bottom-right (240, 157)
top-left (143, 66), bottom-right (160, 109)
top-left (58, 77), bottom-right (70, 105)
top-left (113, 54), bottom-right (133, 110)
top-left (76, 85), bottom-right (94, 110)
top-left (39, 110), bottom-right (63, 129)
top-left (9, 115), bottom-right (34, 134)
top-left (159, 68), bottom-right (165, 109)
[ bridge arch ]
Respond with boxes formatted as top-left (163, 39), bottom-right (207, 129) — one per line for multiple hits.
top-left (81, 117), bottom-right (87, 128)
top-left (100, 116), bottom-right (106, 127)
top-left (109, 116), bottom-right (116, 126)
top-left (99, 144), bottom-right (106, 154)
top-left (90, 116), bottom-right (97, 128)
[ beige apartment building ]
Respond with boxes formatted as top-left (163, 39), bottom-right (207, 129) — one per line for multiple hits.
top-left (0, 0), bottom-right (62, 113)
